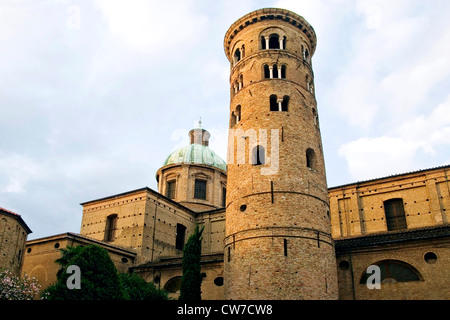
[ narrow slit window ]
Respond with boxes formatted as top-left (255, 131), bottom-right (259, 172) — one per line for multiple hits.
top-left (284, 239), bottom-right (288, 256)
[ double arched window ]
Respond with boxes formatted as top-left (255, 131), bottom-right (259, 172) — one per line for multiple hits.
top-left (230, 105), bottom-right (241, 127)
top-left (233, 44), bottom-right (246, 66)
top-left (270, 95), bottom-right (289, 112)
top-left (263, 64), bottom-right (286, 79)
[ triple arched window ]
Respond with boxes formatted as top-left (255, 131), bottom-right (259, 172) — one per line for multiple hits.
top-left (263, 64), bottom-right (286, 79)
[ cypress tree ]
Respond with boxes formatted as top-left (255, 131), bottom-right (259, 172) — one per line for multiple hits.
top-left (179, 224), bottom-right (204, 300)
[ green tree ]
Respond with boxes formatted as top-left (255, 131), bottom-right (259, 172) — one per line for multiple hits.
top-left (179, 224), bottom-right (204, 301)
top-left (118, 273), bottom-right (168, 300)
top-left (42, 245), bottom-right (125, 300)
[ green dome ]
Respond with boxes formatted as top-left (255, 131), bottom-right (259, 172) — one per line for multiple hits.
top-left (163, 144), bottom-right (227, 172)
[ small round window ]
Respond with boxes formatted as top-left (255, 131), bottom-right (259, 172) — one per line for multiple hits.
top-left (240, 205), bottom-right (247, 212)
top-left (339, 260), bottom-right (350, 271)
top-left (214, 277), bottom-right (224, 286)
top-left (424, 252), bottom-right (438, 264)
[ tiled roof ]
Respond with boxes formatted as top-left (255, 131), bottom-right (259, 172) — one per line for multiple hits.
top-left (335, 225), bottom-right (450, 253)
top-left (329, 164), bottom-right (450, 190)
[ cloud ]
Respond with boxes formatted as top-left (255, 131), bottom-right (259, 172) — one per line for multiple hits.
top-left (93, 0), bottom-right (208, 55)
top-left (339, 95), bottom-right (450, 181)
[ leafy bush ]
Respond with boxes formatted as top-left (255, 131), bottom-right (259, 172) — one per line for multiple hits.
top-left (118, 273), bottom-right (168, 300)
top-left (42, 245), bottom-right (125, 300)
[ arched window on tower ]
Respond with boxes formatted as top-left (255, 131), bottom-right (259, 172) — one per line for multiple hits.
top-left (268, 34), bottom-right (280, 49)
top-left (282, 36), bottom-right (287, 50)
top-left (306, 148), bottom-right (316, 170)
top-left (261, 36), bottom-right (267, 50)
top-left (384, 199), bottom-right (407, 231)
top-left (235, 105), bottom-right (241, 123)
top-left (273, 64), bottom-right (279, 79)
top-left (264, 64), bottom-right (270, 79)
top-left (234, 48), bottom-right (241, 65)
top-left (270, 95), bottom-right (278, 111)
top-left (252, 145), bottom-right (265, 166)
top-left (281, 65), bottom-right (286, 79)
top-left (281, 96), bottom-right (289, 111)
top-left (239, 74), bottom-right (243, 90)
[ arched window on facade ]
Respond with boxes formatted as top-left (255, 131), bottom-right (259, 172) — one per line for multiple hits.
top-left (360, 260), bottom-right (422, 285)
top-left (252, 145), bottom-right (265, 166)
top-left (384, 199), bottom-right (407, 231)
top-left (105, 214), bottom-right (118, 242)
top-left (306, 148), bottom-right (316, 170)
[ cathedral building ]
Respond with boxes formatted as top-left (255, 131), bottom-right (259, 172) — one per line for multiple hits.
top-left (20, 8), bottom-right (450, 300)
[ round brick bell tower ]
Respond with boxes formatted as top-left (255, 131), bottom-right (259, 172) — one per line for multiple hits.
top-left (223, 8), bottom-right (338, 300)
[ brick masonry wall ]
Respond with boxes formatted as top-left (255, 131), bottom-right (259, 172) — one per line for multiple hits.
top-left (329, 167), bottom-right (450, 238)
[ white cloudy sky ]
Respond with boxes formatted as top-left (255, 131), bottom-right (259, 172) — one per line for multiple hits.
top-left (1, 0), bottom-right (449, 240)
